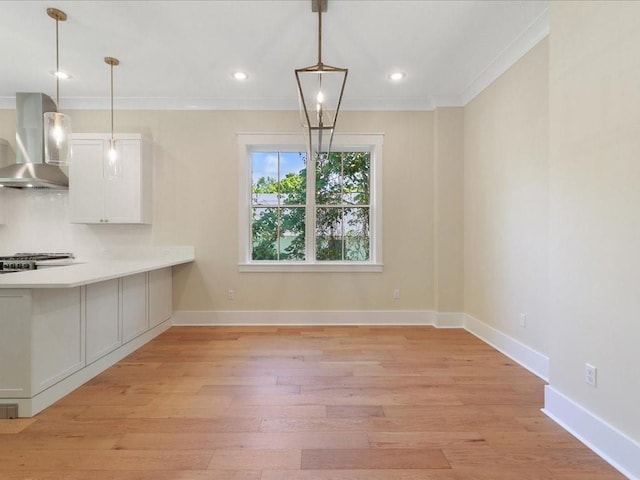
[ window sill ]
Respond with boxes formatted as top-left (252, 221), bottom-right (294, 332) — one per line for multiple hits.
top-left (238, 262), bottom-right (384, 273)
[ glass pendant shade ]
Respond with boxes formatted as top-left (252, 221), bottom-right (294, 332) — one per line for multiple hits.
top-left (43, 111), bottom-right (72, 166)
top-left (296, 65), bottom-right (347, 158)
top-left (106, 137), bottom-right (121, 178)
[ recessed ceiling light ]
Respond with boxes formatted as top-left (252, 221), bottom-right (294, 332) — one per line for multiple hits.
top-left (233, 71), bottom-right (248, 81)
top-left (389, 71), bottom-right (406, 81)
top-left (51, 70), bottom-right (71, 80)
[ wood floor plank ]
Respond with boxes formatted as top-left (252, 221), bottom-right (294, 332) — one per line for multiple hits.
top-left (0, 472), bottom-right (262, 480)
top-left (301, 448), bottom-right (450, 470)
top-left (367, 431), bottom-right (487, 449)
top-left (207, 448), bottom-right (301, 470)
top-left (326, 405), bottom-right (385, 418)
top-left (0, 449), bottom-right (213, 471)
top-left (117, 431), bottom-right (369, 450)
top-left (261, 470), bottom-right (460, 480)
top-left (7, 432), bottom-right (122, 450)
top-left (0, 418), bottom-right (37, 434)
top-left (197, 384), bottom-right (301, 396)
top-left (482, 431), bottom-right (586, 450)
top-left (443, 445), bottom-right (621, 474)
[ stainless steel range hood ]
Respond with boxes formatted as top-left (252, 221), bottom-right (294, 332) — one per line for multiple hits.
top-left (0, 93), bottom-right (69, 189)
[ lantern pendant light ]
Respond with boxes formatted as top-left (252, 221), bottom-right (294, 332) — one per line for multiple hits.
top-left (104, 56), bottom-right (121, 178)
top-left (44, 7), bottom-right (72, 166)
top-left (295, 0), bottom-right (348, 159)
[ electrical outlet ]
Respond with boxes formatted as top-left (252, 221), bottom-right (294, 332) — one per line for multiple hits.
top-left (519, 313), bottom-right (527, 328)
top-left (393, 289), bottom-right (400, 300)
top-left (227, 289), bottom-right (236, 300)
top-left (585, 363), bottom-right (597, 387)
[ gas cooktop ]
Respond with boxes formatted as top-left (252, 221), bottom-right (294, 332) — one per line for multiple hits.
top-left (0, 253), bottom-right (74, 273)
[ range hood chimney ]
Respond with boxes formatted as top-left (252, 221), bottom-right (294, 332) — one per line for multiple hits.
top-left (0, 93), bottom-right (69, 189)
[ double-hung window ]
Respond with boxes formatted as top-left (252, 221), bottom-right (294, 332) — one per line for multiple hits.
top-left (238, 133), bottom-right (383, 272)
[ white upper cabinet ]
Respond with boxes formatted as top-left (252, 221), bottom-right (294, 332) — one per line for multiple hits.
top-left (69, 134), bottom-right (152, 224)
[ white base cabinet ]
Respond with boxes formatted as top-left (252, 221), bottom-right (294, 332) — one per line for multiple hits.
top-left (69, 134), bottom-right (152, 224)
top-left (0, 267), bottom-right (173, 416)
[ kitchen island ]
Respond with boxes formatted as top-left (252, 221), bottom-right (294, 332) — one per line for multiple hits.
top-left (0, 246), bottom-right (194, 417)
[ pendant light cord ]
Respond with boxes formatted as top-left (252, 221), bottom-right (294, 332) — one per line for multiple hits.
top-left (104, 57), bottom-right (119, 143)
top-left (55, 17), bottom-right (60, 105)
top-left (110, 62), bottom-right (114, 141)
top-left (318, 2), bottom-right (322, 65)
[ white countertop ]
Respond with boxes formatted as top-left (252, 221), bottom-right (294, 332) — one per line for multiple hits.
top-left (0, 247), bottom-right (195, 289)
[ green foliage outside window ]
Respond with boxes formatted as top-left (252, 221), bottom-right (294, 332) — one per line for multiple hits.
top-left (251, 151), bottom-right (370, 261)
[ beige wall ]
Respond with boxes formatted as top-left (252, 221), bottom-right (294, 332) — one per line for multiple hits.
top-left (1, 109), bottom-right (439, 312)
top-left (434, 107), bottom-right (464, 313)
top-left (549, 0), bottom-right (640, 440)
top-left (464, 39), bottom-right (550, 355)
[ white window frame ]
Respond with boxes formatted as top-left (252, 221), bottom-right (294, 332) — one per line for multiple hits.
top-left (238, 132), bottom-right (383, 272)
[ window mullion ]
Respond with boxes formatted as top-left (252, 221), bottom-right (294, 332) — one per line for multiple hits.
top-left (341, 153), bottom-right (345, 261)
top-left (276, 152), bottom-right (281, 260)
top-left (306, 152), bottom-right (316, 262)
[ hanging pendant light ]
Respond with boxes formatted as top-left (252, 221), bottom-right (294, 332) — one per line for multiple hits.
top-left (44, 7), bottom-right (72, 166)
top-left (104, 56), bottom-right (121, 178)
top-left (295, 0), bottom-right (348, 159)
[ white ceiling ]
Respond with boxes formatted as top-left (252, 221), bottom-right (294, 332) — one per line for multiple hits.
top-left (0, 0), bottom-right (548, 111)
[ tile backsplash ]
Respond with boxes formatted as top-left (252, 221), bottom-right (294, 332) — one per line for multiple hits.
top-left (0, 188), bottom-right (152, 259)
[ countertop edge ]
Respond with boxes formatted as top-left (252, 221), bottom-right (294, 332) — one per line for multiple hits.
top-left (0, 251), bottom-right (195, 289)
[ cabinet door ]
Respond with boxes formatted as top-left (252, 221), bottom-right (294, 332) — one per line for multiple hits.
top-left (122, 273), bottom-right (148, 343)
top-left (105, 139), bottom-right (143, 223)
top-left (32, 288), bottom-right (84, 394)
top-left (149, 268), bottom-right (172, 328)
top-left (0, 290), bottom-right (32, 398)
top-left (69, 139), bottom-right (106, 223)
top-left (86, 279), bottom-right (121, 364)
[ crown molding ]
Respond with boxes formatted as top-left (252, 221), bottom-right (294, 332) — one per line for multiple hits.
top-left (459, 6), bottom-right (549, 106)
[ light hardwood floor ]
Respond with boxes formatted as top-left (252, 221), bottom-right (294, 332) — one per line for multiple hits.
top-left (0, 326), bottom-right (626, 479)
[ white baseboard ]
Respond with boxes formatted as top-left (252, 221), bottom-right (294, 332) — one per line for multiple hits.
top-left (463, 314), bottom-right (549, 381)
top-left (173, 310), bottom-right (436, 326)
top-left (543, 386), bottom-right (640, 480)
